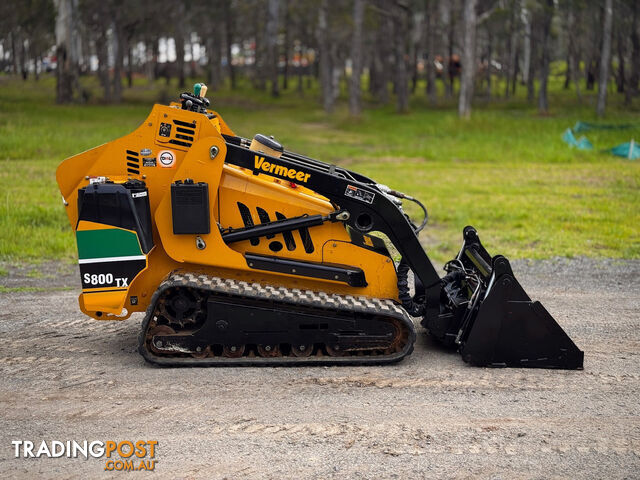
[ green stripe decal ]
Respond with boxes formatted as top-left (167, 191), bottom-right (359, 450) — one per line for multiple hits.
top-left (76, 228), bottom-right (143, 260)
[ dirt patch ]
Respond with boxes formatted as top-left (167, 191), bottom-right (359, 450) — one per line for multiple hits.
top-left (0, 258), bottom-right (638, 478)
top-left (0, 261), bottom-right (78, 289)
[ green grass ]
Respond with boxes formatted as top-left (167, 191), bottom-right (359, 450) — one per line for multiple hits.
top-left (0, 72), bottom-right (638, 265)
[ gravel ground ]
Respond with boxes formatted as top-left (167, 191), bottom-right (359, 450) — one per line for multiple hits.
top-left (0, 258), bottom-right (638, 479)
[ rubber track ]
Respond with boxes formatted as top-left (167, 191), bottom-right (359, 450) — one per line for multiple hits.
top-left (138, 271), bottom-right (416, 367)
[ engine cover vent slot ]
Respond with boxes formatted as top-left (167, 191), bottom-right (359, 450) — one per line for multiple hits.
top-left (168, 119), bottom-right (196, 148)
top-left (126, 150), bottom-right (140, 176)
top-left (275, 212), bottom-right (297, 251)
top-left (298, 227), bottom-right (314, 254)
top-left (169, 139), bottom-right (192, 148)
top-left (237, 202), bottom-right (259, 246)
top-left (256, 207), bottom-right (275, 238)
top-left (173, 119), bottom-right (196, 128)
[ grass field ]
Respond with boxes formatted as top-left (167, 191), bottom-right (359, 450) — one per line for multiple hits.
top-left (0, 73), bottom-right (638, 267)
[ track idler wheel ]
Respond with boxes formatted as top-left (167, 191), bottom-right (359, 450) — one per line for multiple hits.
top-left (257, 344), bottom-right (281, 357)
top-left (325, 344), bottom-right (347, 357)
top-left (223, 345), bottom-right (245, 358)
top-left (191, 346), bottom-right (211, 359)
top-left (291, 344), bottom-right (313, 357)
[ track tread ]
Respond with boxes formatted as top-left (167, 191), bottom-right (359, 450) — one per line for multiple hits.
top-left (138, 271), bottom-right (415, 367)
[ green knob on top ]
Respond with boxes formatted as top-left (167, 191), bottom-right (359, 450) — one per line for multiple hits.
top-left (193, 83), bottom-right (202, 96)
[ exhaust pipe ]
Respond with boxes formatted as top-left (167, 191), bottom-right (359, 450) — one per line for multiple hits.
top-left (422, 227), bottom-right (584, 369)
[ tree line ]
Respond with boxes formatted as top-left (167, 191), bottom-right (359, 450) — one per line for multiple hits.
top-left (1, 0), bottom-right (638, 118)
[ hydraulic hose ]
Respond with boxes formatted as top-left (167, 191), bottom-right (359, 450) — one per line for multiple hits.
top-left (377, 185), bottom-right (428, 233)
top-left (396, 258), bottom-right (426, 317)
top-left (403, 194), bottom-right (428, 233)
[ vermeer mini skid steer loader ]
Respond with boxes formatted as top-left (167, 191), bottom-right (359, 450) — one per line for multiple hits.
top-left (56, 85), bottom-right (583, 369)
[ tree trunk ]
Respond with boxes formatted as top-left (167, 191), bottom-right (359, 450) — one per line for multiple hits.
top-left (297, 38), bottom-right (305, 95)
top-left (596, 0), bottom-right (613, 117)
top-left (410, 11), bottom-right (419, 95)
top-left (458, 0), bottom-right (477, 118)
top-left (81, 24), bottom-right (92, 74)
top-left (585, 9), bottom-right (601, 92)
top-left (283, 0), bottom-right (290, 90)
top-left (349, 0), bottom-right (365, 117)
top-left (393, 3), bottom-right (409, 113)
top-left (127, 44), bottom-right (133, 88)
top-left (318, 0), bottom-right (334, 112)
top-left (585, 59), bottom-right (595, 90)
top-left (20, 37), bottom-right (28, 80)
top-left (425, 0), bottom-right (437, 104)
top-left (266, 0), bottom-right (280, 97)
top-left (207, 30), bottom-right (221, 91)
top-left (145, 40), bottom-right (154, 84)
top-left (331, 45), bottom-right (341, 103)
top-left (190, 41), bottom-right (197, 79)
top-left (570, 6), bottom-right (582, 103)
top-left (411, 48), bottom-right (418, 94)
top-left (96, 24), bottom-right (111, 101)
top-left (527, 47), bottom-right (536, 102)
top-left (152, 38), bottom-right (160, 81)
top-left (372, 2), bottom-right (392, 104)
top-left (175, 35), bottom-right (186, 88)
top-left (564, 6), bottom-right (574, 91)
top-left (572, 54), bottom-right (582, 102)
top-left (616, 30), bottom-right (625, 93)
top-left (35, 55), bottom-right (41, 81)
top-left (112, 21), bottom-right (124, 102)
top-left (445, 3), bottom-right (455, 97)
top-left (175, 2), bottom-right (186, 89)
top-left (511, 48), bottom-right (518, 95)
top-left (538, 0), bottom-right (554, 113)
top-left (253, 3), bottom-right (266, 91)
top-left (486, 30), bottom-right (492, 98)
top-left (566, 3), bottom-right (582, 102)
top-left (505, 1), bottom-right (516, 98)
top-left (626, 0), bottom-right (639, 105)
top-left (522, 5), bottom-right (531, 85)
top-left (223, 1), bottom-right (236, 89)
top-left (54, 0), bottom-right (79, 103)
top-left (9, 32), bottom-right (18, 75)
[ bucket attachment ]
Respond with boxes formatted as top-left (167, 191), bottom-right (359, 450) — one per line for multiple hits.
top-left (422, 227), bottom-right (584, 369)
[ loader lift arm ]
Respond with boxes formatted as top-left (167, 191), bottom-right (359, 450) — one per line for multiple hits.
top-left (222, 134), bottom-right (584, 370)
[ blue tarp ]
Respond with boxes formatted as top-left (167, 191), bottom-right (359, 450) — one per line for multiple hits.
top-left (562, 122), bottom-right (637, 160)
top-left (610, 140), bottom-right (640, 160)
top-left (562, 128), bottom-right (593, 150)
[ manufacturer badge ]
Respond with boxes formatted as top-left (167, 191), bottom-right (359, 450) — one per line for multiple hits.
top-left (140, 148), bottom-right (152, 156)
top-left (158, 150), bottom-right (176, 168)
